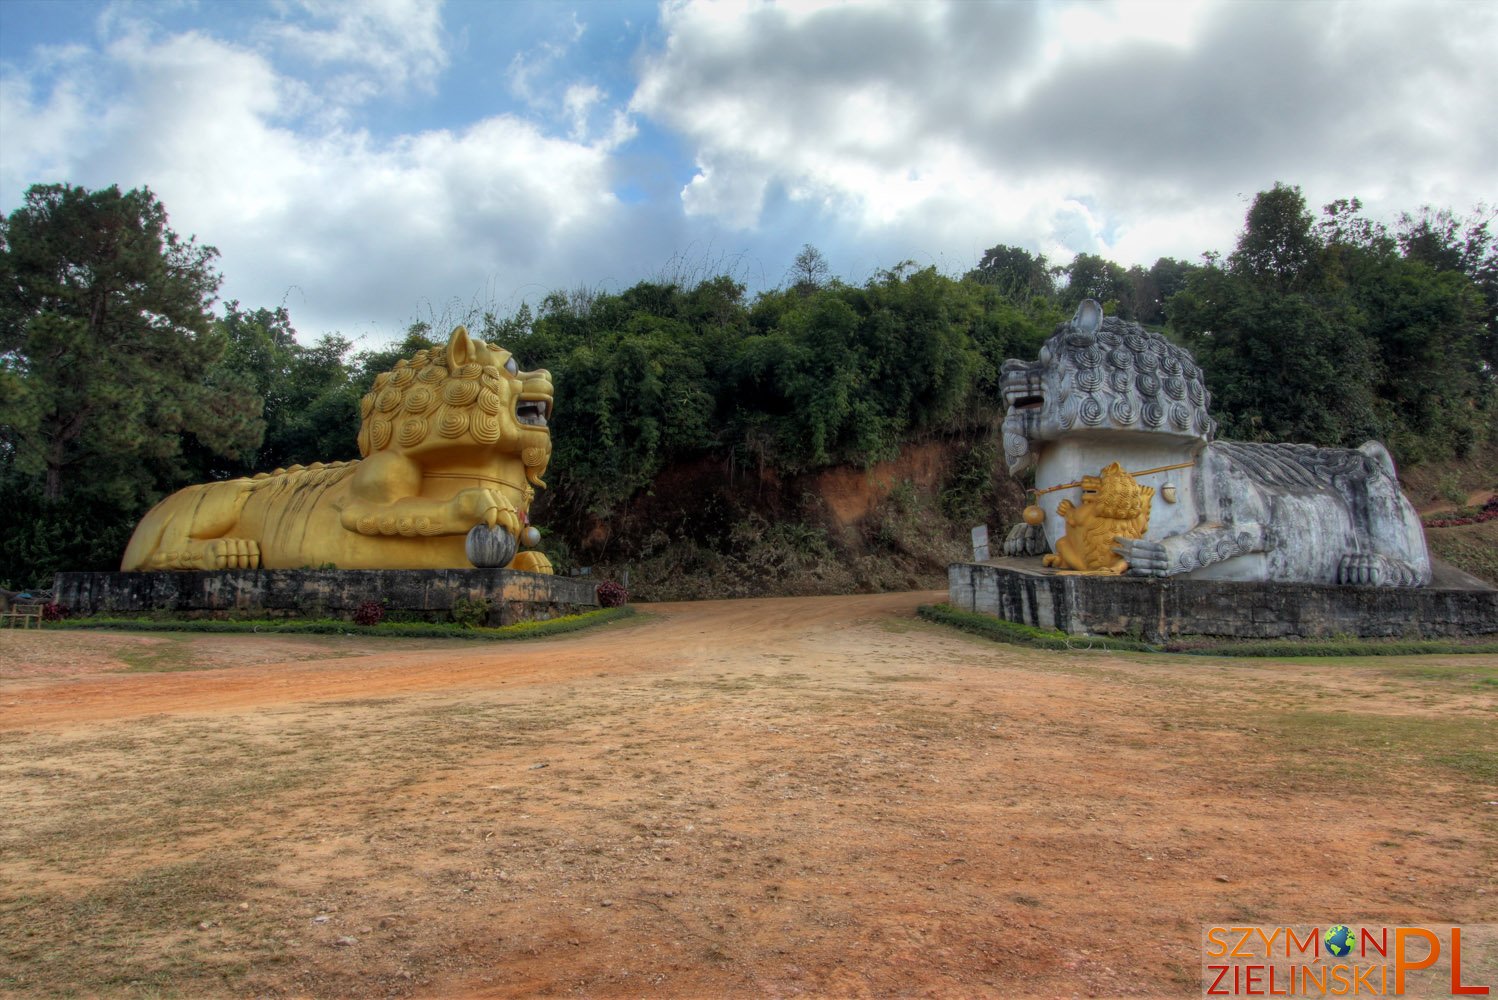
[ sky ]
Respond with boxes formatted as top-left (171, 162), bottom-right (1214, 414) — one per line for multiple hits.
top-left (1, 0), bottom-right (1495, 347)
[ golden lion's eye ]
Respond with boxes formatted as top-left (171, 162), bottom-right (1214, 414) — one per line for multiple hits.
top-left (504, 356), bottom-right (519, 376)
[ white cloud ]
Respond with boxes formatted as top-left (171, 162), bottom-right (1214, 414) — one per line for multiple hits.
top-left (5, 0), bottom-right (1495, 343)
top-left (0, 13), bottom-right (631, 339)
top-left (264, 0), bottom-right (448, 104)
top-left (633, 0), bottom-right (1498, 266)
top-left (562, 83), bottom-right (602, 141)
top-left (0, 46), bottom-right (95, 201)
top-left (506, 10), bottom-right (587, 107)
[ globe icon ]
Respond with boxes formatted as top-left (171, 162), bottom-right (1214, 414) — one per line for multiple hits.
top-left (1325, 924), bottom-right (1355, 958)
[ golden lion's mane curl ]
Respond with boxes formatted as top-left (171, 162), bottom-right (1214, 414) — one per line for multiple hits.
top-left (357, 349), bottom-right (510, 456)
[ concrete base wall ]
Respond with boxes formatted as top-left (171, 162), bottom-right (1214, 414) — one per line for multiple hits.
top-left (54, 569), bottom-right (599, 626)
top-left (949, 559), bottom-right (1497, 641)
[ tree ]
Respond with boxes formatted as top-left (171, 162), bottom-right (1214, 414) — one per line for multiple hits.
top-left (1060, 253), bottom-right (1130, 314)
top-left (0, 183), bottom-right (259, 578)
top-left (1118, 257), bottom-right (1201, 326)
top-left (1172, 186), bottom-right (1380, 446)
top-left (179, 301), bottom-right (295, 480)
top-left (1171, 267), bottom-right (1381, 446)
top-left (1397, 205), bottom-right (1498, 371)
top-left (1171, 185), bottom-right (1492, 461)
top-left (965, 244), bottom-right (1056, 300)
top-left (1320, 200), bottom-right (1491, 457)
top-left (1229, 182), bottom-right (1318, 289)
top-left (788, 244), bottom-right (831, 294)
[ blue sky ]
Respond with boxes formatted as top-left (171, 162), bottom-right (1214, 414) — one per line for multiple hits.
top-left (2, 0), bottom-right (1495, 346)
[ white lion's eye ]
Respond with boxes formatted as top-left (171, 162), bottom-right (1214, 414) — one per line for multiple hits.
top-left (504, 356), bottom-right (519, 376)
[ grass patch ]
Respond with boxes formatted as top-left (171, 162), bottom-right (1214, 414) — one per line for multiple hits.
top-left (1, 854), bottom-right (266, 997)
top-left (916, 604), bottom-right (1155, 653)
top-left (53, 605), bottom-right (637, 643)
top-left (919, 605), bottom-right (1498, 657)
top-left (115, 634), bottom-right (199, 673)
top-left (1173, 638), bottom-right (1498, 657)
top-left (1, 726), bottom-right (340, 860)
top-left (1369, 662), bottom-right (1498, 690)
top-left (1252, 709), bottom-right (1497, 785)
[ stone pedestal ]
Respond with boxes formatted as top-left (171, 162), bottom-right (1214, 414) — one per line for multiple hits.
top-left (53, 569), bottom-right (598, 626)
top-left (948, 558), bottom-right (1497, 641)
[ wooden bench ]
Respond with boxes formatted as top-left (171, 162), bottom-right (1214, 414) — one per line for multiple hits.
top-left (1, 602), bottom-right (45, 629)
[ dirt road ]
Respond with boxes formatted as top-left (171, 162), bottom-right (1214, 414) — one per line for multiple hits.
top-left (1, 592), bottom-right (1494, 998)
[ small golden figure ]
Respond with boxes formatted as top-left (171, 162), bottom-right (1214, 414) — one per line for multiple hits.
top-left (1042, 462), bottom-right (1153, 574)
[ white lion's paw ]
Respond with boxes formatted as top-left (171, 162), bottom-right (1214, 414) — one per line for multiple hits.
top-left (1115, 537), bottom-right (1169, 577)
top-left (1336, 553), bottom-right (1384, 587)
top-left (1002, 523), bottom-right (1049, 557)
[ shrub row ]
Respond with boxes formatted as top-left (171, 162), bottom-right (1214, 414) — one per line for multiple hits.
top-left (1423, 496), bottom-right (1498, 529)
top-left (54, 606), bottom-right (637, 641)
top-left (915, 604), bottom-right (1155, 653)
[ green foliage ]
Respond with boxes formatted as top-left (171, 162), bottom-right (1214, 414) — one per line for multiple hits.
top-left (1171, 638), bottom-right (1498, 657)
top-left (916, 603), bottom-right (1154, 652)
top-left (1230, 181), bottom-right (1319, 288)
top-left (1170, 185), bottom-right (1494, 462)
top-left (502, 266), bottom-right (1056, 535)
top-left (449, 596), bottom-right (489, 628)
top-left (0, 185), bottom-right (248, 497)
top-left (188, 304), bottom-right (365, 477)
top-left (1060, 252), bottom-right (1131, 316)
top-left (1127, 257), bottom-right (1200, 325)
top-left (0, 473), bottom-right (141, 586)
top-left (2, 177), bottom-right (1491, 590)
top-left (938, 433), bottom-right (1001, 525)
top-left (965, 244), bottom-right (1056, 301)
top-left (1397, 205), bottom-right (1497, 371)
top-left (57, 605), bottom-right (636, 640)
top-left (1171, 266), bottom-right (1383, 444)
top-left (0, 183), bottom-right (259, 582)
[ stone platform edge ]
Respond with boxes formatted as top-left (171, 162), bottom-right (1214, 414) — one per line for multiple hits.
top-left (54, 568), bottom-right (600, 627)
top-left (948, 560), bottom-right (1498, 640)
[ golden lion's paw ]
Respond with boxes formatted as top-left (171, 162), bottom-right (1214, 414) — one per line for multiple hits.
top-left (148, 539), bottom-right (260, 570)
top-left (208, 538), bottom-right (260, 570)
top-left (448, 488), bottom-right (520, 535)
top-left (509, 551), bottom-right (553, 574)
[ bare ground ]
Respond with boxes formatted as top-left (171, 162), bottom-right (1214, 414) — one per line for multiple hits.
top-left (1, 593), bottom-right (1494, 999)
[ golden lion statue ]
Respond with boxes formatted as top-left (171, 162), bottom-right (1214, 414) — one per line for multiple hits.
top-left (1042, 463), bottom-right (1153, 575)
top-left (121, 326), bottom-right (554, 573)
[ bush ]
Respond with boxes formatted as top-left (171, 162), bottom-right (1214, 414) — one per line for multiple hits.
top-left (353, 600), bottom-right (386, 626)
top-left (41, 602), bottom-right (69, 622)
top-left (1423, 496), bottom-right (1498, 528)
top-left (596, 580), bottom-right (629, 608)
top-left (56, 606), bottom-right (637, 641)
top-left (917, 604), bottom-right (1153, 652)
top-left (450, 596), bottom-right (489, 628)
